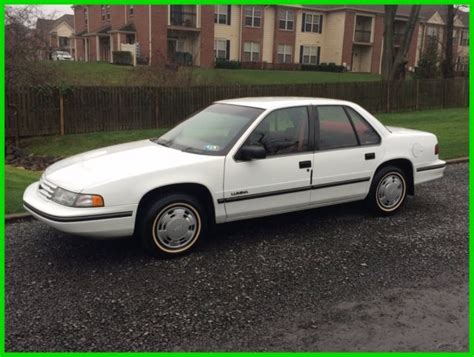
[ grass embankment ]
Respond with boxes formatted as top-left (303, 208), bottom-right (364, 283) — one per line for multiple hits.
top-left (6, 107), bottom-right (468, 214)
top-left (44, 61), bottom-right (381, 86)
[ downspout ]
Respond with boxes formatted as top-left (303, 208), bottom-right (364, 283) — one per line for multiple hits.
top-left (148, 5), bottom-right (152, 65)
top-left (239, 5), bottom-right (243, 61)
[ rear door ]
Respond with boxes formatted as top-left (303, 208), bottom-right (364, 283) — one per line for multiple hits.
top-left (223, 106), bottom-right (314, 220)
top-left (310, 105), bottom-right (385, 205)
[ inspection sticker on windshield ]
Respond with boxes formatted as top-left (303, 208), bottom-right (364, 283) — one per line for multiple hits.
top-left (204, 144), bottom-right (220, 151)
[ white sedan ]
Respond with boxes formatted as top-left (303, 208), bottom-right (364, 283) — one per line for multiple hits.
top-left (24, 97), bottom-right (445, 257)
top-left (51, 51), bottom-right (72, 61)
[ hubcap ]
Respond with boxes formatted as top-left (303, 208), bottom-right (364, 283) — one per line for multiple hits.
top-left (154, 205), bottom-right (199, 250)
top-left (377, 174), bottom-right (404, 209)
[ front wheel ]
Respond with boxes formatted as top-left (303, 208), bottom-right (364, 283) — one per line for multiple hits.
top-left (367, 166), bottom-right (407, 216)
top-left (137, 193), bottom-right (208, 257)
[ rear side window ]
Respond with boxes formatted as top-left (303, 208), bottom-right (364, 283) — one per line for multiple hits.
top-left (317, 106), bottom-right (358, 150)
top-left (345, 107), bottom-right (380, 145)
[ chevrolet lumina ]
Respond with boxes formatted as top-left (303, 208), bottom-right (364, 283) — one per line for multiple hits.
top-left (23, 98), bottom-right (446, 257)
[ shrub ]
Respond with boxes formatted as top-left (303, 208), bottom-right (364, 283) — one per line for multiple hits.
top-left (112, 51), bottom-right (133, 66)
top-left (301, 62), bottom-right (345, 72)
top-left (215, 58), bottom-right (241, 69)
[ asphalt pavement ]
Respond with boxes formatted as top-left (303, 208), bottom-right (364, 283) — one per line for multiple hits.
top-left (6, 163), bottom-right (468, 351)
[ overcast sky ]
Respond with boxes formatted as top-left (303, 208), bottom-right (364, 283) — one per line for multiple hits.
top-left (38, 5), bottom-right (73, 16)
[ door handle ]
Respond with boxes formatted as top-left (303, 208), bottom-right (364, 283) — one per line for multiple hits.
top-left (299, 160), bottom-right (312, 169)
top-left (365, 153), bottom-right (375, 160)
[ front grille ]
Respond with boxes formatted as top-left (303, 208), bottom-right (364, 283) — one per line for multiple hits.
top-left (38, 177), bottom-right (58, 200)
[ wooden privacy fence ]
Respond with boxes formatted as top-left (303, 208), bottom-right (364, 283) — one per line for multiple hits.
top-left (6, 78), bottom-right (469, 138)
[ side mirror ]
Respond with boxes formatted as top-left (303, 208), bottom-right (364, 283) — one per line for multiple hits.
top-left (238, 145), bottom-right (266, 161)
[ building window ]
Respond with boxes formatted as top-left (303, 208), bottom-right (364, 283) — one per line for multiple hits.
top-left (456, 56), bottom-right (468, 71)
top-left (129, 6), bottom-right (134, 16)
top-left (84, 7), bottom-right (88, 25)
top-left (244, 6), bottom-right (262, 27)
top-left (427, 26), bottom-right (438, 41)
top-left (243, 42), bottom-right (260, 61)
top-left (301, 46), bottom-right (320, 65)
top-left (303, 13), bottom-right (322, 33)
top-left (59, 36), bottom-right (70, 48)
top-left (278, 10), bottom-right (294, 31)
top-left (277, 44), bottom-right (293, 63)
top-left (101, 5), bottom-right (106, 20)
top-left (215, 5), bottom-right (230, 25)
top-left (214, 39), bottom-right (228, 59)
top-left (106, 5), bottom-right (111, 20)
top-left (460, 29), bottom-right (469, 46)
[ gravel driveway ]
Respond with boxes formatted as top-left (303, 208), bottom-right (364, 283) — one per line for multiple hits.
top-left (6, 163), bottom-right (468, 352)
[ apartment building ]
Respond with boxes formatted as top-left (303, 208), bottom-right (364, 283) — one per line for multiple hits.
top-left (72, 5), bottom-right (469, 74)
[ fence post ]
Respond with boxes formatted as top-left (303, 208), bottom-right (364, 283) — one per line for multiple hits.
top-left (59, 90), bottom-right (65, 135)
top-left (386, 82), bottom-right (390, 113)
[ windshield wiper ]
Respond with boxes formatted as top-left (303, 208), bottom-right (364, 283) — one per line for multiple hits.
top-left (151, 139), bottom-right (172, 147)
top-left (181, 146), bottom-right (202, 154)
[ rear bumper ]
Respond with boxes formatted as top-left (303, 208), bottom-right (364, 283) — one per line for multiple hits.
top-left (23, 182), bottom-right (137, 238)
top-left (414, 160), bottom-right (446, 185)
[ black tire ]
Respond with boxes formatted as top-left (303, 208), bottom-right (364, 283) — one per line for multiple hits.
top-left (367, 165), bottom-right (408, 216)
top-left (137, 193), bottom-right (209, 258)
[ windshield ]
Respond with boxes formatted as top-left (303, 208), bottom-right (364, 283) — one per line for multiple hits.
top-left (153, 104), bottom-right (263, 155)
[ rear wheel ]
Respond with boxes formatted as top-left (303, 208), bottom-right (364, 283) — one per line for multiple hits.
top-left (138, 193), bottom-right (208, 257)
top-left (367, 166), bottom-right (407, 216)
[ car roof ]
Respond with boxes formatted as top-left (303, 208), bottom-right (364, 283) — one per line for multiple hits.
top-left (216, 97), bottom-right (355, 110)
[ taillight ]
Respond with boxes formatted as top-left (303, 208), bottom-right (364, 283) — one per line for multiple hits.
top-left (435, 144), bottom-right (439, 155)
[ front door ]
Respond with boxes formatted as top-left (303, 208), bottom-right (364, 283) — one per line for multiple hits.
top-left (223, 106), bottom-right (314, 220)
top-left (310, 105), bottom-right (384, 205)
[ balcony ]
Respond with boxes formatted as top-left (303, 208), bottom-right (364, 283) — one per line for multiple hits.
top-left (169, 6), bottom-right (197, 29)
top-left (354, 29), bottom-right (372, 44)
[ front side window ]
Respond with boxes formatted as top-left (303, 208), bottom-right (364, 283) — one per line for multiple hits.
top-left (244, 6), bottom-right (262, 27)
top-left (243, 42), bottom-right (260, 61)
top-left (301, 46), bottom-right (320, 65)
top-left (155, 104), bottom-right (263, 156)
top-left (214, 5), bottom-right (229, 25)
top-left (317, 106), bottom-right (358, 150)
top-left (244, 107), bottom-right (310, 156)
top-left (214, 39), bottom-right (227, 59)
top-left (277, 44), bottom-right (293, 63)
top-left (345, 107), bottom-right (380, 145)
top-left (278, 10), bottom-right (294, 31)
top-left (304, 13), bottom-right (321, 33)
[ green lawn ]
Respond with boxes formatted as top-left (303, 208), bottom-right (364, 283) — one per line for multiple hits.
top-left (6, 166), bottom-right (42, 214)
top-left (20, 128), bottom-right (168, 157)
top-left (43, 61), bottom-right (380, 86)
top-left (7, 107), bottom-right (467, 215)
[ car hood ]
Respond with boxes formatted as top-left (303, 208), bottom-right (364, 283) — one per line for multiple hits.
top-left (44, 140), bottom-right (218, 192)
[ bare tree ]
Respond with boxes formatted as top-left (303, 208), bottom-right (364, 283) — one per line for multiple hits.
top-left (381, 5), bottom-right (421, 80)
top-left (5, 5), bottom-right (58, 90)
top-left (443, 5), bottom-right (455, 78)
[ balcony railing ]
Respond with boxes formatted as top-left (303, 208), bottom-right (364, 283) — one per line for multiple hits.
top-left (354, 29), bottom-right (371, 43)
top-left (170, 11), bottom-right (197, 28)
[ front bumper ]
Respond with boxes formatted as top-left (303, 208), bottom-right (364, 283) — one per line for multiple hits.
top-left (23, 182), bottom-right (137, 238)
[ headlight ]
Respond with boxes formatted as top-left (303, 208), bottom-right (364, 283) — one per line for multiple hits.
top-left (52, 187), bottom-right (104, 207)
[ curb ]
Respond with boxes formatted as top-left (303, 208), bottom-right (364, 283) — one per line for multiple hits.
top-left (5, 212), bottom-right (33, 223)
top-left (5, 157), bottom-right (469, 223)
top-left (445, 157), bottom-right (468, 164)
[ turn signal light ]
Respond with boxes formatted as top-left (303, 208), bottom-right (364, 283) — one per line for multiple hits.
top-left (435, 144), bottom-right (439, 155)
